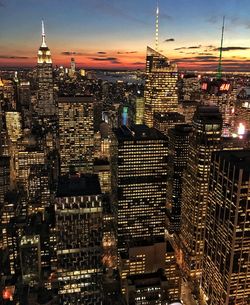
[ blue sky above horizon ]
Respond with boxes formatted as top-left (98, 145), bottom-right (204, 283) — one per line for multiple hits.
top-left (1, 0), bottom-right (250, 70)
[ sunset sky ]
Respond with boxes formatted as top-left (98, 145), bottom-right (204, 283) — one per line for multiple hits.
top-left (1, 0), bottom-right (250, 71)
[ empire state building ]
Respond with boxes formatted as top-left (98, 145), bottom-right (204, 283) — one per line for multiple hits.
top-left (37, 21), bottom-right (56, 116)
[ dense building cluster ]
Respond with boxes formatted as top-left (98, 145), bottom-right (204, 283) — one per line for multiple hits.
top-left (0, 20), bottom-right (249, 305)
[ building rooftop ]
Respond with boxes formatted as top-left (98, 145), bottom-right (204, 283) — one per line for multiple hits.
top-left (154, 112), bottom-right (185, 122)
top-left (194, 105), bottom-right (222, 122)
top-left (58, 95), bottom-right (95, 103)
top-left (56, 173), bottom-right (101, 197)
top-left (127, 269), bottom-right (167, 288)
top-left (214, 149), bottom-right (250, 174)
top-left (113, 124), bottom-right (167, 141)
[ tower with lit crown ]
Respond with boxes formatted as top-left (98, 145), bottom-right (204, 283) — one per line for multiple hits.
top-left (37, 21), bottom-right (56, 117)
top-left (144, 3), bottom-right (178, 127)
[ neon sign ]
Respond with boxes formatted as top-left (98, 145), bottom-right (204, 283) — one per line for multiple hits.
top-left (220, 83), bottom-right (230, 91)
top-left (202, 83), bottom-right (207, 90)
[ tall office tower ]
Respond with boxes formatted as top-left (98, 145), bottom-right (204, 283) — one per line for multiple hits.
top-left (0, 103), bottom-right (11, 157)
top-left (135, 96), bottom-right (145, 125)
top-left (202, 150), bottom-right (250, 305)
top-left (0, 156), bottom-right (10, 205)
top-left (153, 112), bottom-right (185, 136)
top-left (167, 124), bottom-right (192, 233)
top-left (15, 149), bottom-right (45, 190)
top-left (5, 111), bottom-right (22, 143)
top-left (2, 79), bottom-right (15, 110)
top-left (37, 21), bottom-right (56, 116)
top-left (180, 106), bottom-right (222, 279)
top-left (179, 74), bottom-right (201, 102)
top-left (55, 174), bottom-right (103, 305)
top-left (58, 96), bottom-right (94, 174)
top-left (126, 270), bottom-right (168, 305)
top-left (93, 159), bottom-right (111, 194)
top-left (235, 94), bottom-right (250, 132)
top-left (201, 79), bottom-right (236, 136)
top-left (111, 125), bottom-right (167, 251)
top-left (28, 164), bottom-right (50, 214)
top-left (0, 157), bottom-right (10, 249)
top-left (17, 81), bottom-right (32, 128)
top-left (144, 47), bottom-right (178, 127)
top-left (178, 100), bottom-right (200, 124)
top-left (165, 241), bottom-right (181, 301)
top-left (68, 57), bottom-right (76, 77)
top-left (20, 235), bottom-right (41, 285)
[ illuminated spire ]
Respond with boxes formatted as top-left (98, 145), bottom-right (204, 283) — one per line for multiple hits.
top-left (217, 16), bottom-right (225, 80)
top-left (41, 20), bottom-right (47, 48)
top-left (155, 1), bottom-right (159, 51)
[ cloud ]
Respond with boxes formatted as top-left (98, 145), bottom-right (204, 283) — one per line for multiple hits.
top-left (61, 51), bottom-right (85, 56)
top-left (97, 51), bottom-right (107, 54)
top-left (174, 45), bottom-right (202, 51)
top-left (0, 1), bottom-right (5, 7)
top-left (91, 57), bottom-right (121, 64)
top-left (174, 55), bottom-right (218, 63)
top-left (165, 38), bottom-right (175, 42)
top-left (213, 46), bottom-right (250, 52)
top-left (117, 51), bottom-right (138, 54)
top-left (132, 61), bottom-right (145, 65)
top-left (198, 52), bottom-right (213, 56)
top-left (0, 55), bottom-right (29, 59)
top-left (188, 45), bottom-right (202, 49)
top-left (175, 47), bottom-right (186, 50)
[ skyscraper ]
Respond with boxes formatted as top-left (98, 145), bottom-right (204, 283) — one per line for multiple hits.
top-left (55, 173), bottom-right (103, 305)
top-left (111, 125), bottom-right (167, 251)
top-left (144, 47), bottom-right (178, 127)
top-left (153, 112), bottom-right (185, 136)
top-left (167, 124), bottom-right (192, 233)
top-left (58, 96), bottom-right (94, 174)
top-left (202, 150), bottom-right (250, 305)
top-left (180, 106), bottom-right (222, 279)
top-left (37, 21), bottom-right (56, 117)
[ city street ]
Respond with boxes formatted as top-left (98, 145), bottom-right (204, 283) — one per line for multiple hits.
top-left (181, 279), bottom-right (198, 305)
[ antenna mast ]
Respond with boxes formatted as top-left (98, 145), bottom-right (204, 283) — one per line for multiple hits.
top-left (217, 16), bottom-right (225, 79)
top-left (155, 1), bottom-right (159, 51)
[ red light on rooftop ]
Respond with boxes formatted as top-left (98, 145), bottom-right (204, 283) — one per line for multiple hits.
top-left (202, 83), bottom-right (207, 90)
top-left (2, 288), bottom-right (13, 300)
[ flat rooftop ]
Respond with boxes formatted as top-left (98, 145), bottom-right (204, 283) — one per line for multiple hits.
top-left (113, 124), bottom-right (167, 141)
top-left (58, 95), bottom-right (95, 103)
top-left (214, 149), bottom-right (250, 174)
top-left (154, 112), bottom-right (185, 122)
top-left (56, 173), bottom-right (101, 197)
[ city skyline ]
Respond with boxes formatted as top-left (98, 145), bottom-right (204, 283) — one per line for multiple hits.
top-left (1, 0), bottom-right (250, 70)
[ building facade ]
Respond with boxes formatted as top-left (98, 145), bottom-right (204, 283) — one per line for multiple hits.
top-left (55, 174), bottom-right (103, 305)
top-left (111, 125), bottom-right (168, 252)
top-left (201, 150), bottom-right (250, 305)
top-left (58, 96), bottom-right (94, 174)
top-left (180, 106), bottom-right (222, 279)
top-left (144, 47), bottom-right (178, 127)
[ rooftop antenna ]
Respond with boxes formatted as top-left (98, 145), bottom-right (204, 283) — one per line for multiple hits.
top-left (155, 1), bottom-right (159, 51)
top-left (217, 16), bottom-right (225, 80)
top-left (41, 20), bottom-right (47, 47)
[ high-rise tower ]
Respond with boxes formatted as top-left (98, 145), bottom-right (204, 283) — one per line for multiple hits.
top-left (180, 106), bottom-right (222, 279)
top-left (202, 150), bottom-right (250, 305)
top-left (58, 96), bottom-right (94, 174)
top-left (111, 125), bottom-right (167, 251)
top-left (37, 21), bottom-right (56, 116)
top-left (144, 47), bottom-right (178, 127)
